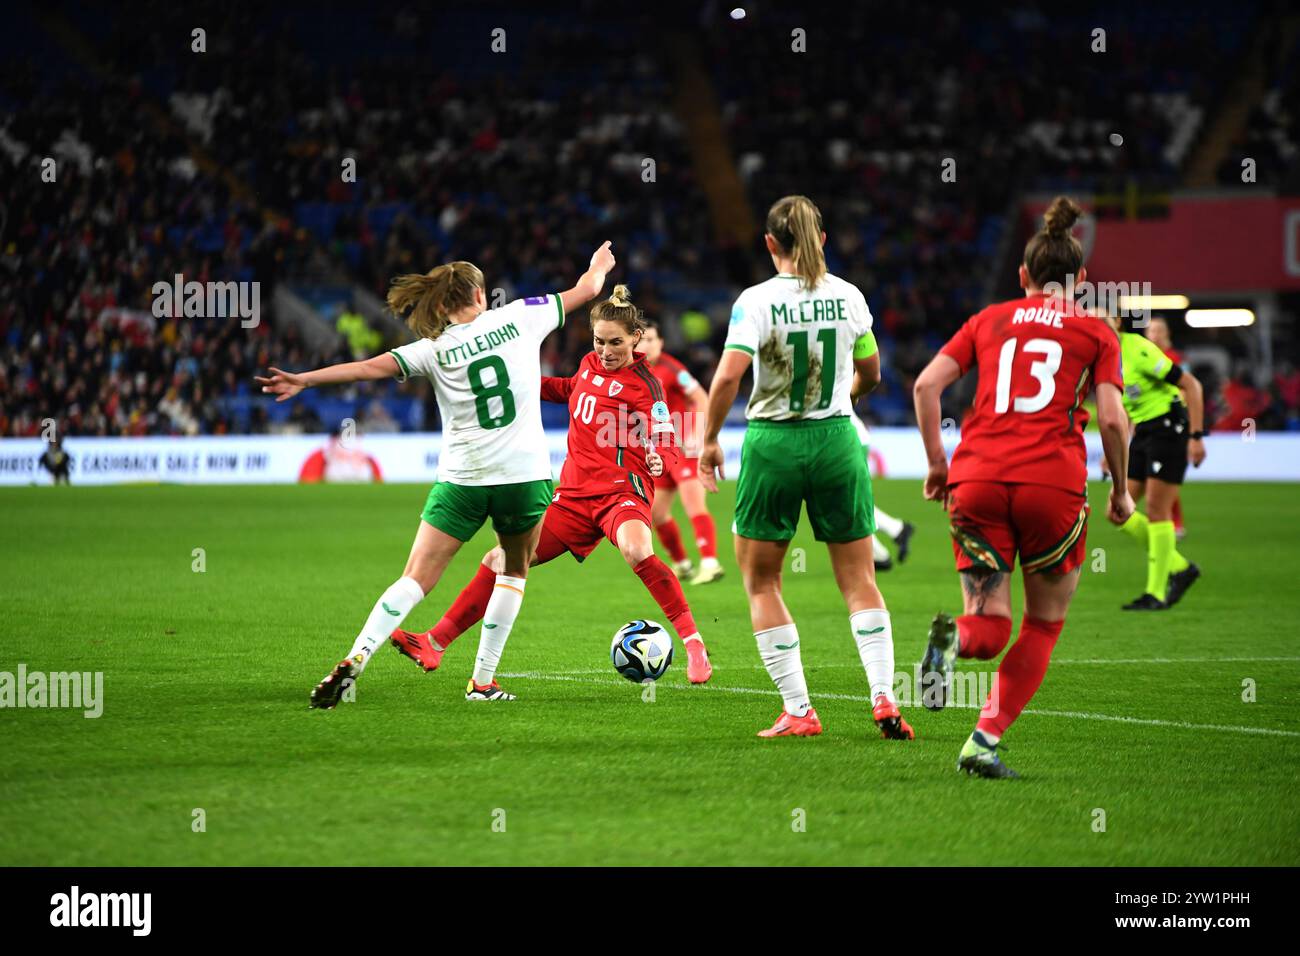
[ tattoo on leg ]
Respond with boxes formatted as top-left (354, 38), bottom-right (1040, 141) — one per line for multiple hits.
top-left (960, 570), bottom-right (1005, 615)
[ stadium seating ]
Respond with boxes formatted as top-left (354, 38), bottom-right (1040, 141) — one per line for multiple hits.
top-left (2, 0), bottom-right (1292, 437)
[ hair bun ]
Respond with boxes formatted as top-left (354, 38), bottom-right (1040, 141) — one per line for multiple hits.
top-left (1043, 196), bottom-right (1083, 238)
top-left (609, 284), bottom-right (633, 307)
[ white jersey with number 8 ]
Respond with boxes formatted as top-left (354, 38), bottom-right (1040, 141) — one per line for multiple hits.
top-left (724, 272), bottom-right (874, 421)
top-left (390, 294), bottom-right (565, 485)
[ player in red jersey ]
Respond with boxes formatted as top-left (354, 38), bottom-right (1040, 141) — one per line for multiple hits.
top-left (912, 197), bottom-right (1134, 778)
top-left (390, 286), bottom-right (715, 685)
top-left (640, 322), bottom-right (724, 585)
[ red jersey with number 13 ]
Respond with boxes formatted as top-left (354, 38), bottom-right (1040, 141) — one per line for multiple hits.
top-left (940, 293), bottom-right (1123, 493)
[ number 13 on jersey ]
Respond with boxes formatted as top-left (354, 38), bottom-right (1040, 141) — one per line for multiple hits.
top-left (994, 337), bottom-right (1063, 414)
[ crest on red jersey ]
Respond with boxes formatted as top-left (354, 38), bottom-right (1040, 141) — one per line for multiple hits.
top-left (609, 381), bottom-right (623, 397)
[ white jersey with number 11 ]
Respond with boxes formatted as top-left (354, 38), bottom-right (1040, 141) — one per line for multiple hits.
top-left (724, 272), bottom-right (874, 421)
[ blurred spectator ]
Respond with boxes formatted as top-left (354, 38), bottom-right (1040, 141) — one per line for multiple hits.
top-left (1274, 361), bottom-right (1300, 430)
top-left (1145, 316), bottom-right (1183, 364)
top-left (337, 307), bottom-right (381, 360)
top-left (1212, 368), bottom-right (1273, 433)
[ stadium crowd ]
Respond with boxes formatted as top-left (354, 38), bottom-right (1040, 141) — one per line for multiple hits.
top-left (2, 0), bottom-right (1295, 437)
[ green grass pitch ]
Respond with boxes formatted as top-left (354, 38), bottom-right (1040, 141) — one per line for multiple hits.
top-left (1, 479), bottom-right (1298, 866)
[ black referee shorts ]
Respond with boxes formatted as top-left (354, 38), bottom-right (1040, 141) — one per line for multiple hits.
top-left (1127, 407), bottom-right (1190, 485)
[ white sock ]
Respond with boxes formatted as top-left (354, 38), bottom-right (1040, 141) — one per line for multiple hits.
top-left (851, 608), bottom-right (895, 702)
top-left (699, 556), bottom-right (721, 570)
top-left (872, 535), bottom-right (892, 563)
top-left (471, 575), bottom-right (526, 686)
top-left (755, 623), bottom-right (810, 717)
top-left (875, 508), bottom-right (904, 539)
top-left (348, 576), bottom-right (425, 673)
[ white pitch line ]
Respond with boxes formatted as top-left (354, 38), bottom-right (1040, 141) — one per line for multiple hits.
top-left (1020, 708), bottom-right (1300, 738)
top-left (499, 672), bottom-right (908, 704)
top-left (1053, 656), bottom-right (1300, 665)
top-left (495, 672), bottom-right (1300, 739)
top-left (519, 656), bottom-right (1300, 676)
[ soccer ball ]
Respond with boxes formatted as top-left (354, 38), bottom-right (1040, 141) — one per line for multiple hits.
top-left (610, 620), bottom-right (674, 682)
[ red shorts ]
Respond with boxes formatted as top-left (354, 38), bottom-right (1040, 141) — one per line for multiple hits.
top-left (654, 455), bottom-right (699, 491)
top-left (947, 481), bottom-right (1089, 575)
top-left (544, 489), bottom-right (653, 561)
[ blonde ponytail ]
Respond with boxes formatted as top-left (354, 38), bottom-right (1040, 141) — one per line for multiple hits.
top-left (765, 195), bottom-right (827, 291)
top-left (589, 284), bottom-right (645, 336)
top-left (386, 261), bottom-right (485, 340)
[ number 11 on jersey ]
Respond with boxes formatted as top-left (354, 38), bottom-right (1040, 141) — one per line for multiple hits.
top-left (787, 328), bottom-right (836, 412)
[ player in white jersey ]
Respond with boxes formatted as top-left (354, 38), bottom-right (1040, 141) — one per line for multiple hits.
top-left (698, 195), bottom-right (914, 741)
top-left (256, 243), bottom-right (617, 707)
top-left (849, 405), bottom-right (916, 571)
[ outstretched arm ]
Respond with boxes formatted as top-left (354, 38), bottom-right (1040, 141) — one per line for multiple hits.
top-left (256, 354), bottom-right (399, 402)
top-left (558, 241), bottom-right (617, 315)
top-left (540, 375), bottom-right (576, 404)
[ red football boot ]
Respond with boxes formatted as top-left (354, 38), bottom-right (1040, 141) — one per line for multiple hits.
top-left (757, 707), bottom-right (823, 738)
top-left (684, 637), bottom-right (713, 684)
top-left (873, 695), bottom-right (915, 740)
top-left (389, 628), bottom-right (444, 672)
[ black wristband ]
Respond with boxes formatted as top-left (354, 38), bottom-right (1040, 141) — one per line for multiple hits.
top-left (1189, 430), bottom-right (1204, 440)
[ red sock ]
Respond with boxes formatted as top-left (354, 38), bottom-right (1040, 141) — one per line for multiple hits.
top-left (429, 563), bottom-right (496, 649)
top-left (1172, 497), bottom-right (1184, 531)
top-left (956, 615), bottom-right (1013, 660)
top-left (429, 526), bottom-right (569, 649)
top-left (977, 616), bottom-right (1063, 738)
top-left (655, 520), bottom-right (688, 563)
top-left (632, 555), bottom-right (698, 638)
top-left (690, 513), bottom-right (717, 560)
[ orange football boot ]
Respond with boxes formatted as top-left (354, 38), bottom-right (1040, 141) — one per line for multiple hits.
top-left (684, 638), bottom-right (713, 684)
top-left (757, 707), bottom-right (823, 738)
top-left (872, 695), bottom-right (915, 740)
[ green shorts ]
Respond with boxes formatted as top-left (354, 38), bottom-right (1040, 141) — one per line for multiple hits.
top-left (421, 478), bottom-right (554, 542)
top-left (734, 416), bottom-right (875, 543)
